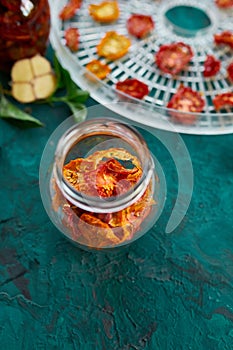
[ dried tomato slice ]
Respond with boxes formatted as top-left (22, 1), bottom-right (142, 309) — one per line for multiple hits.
top-left (214, 31), bottom-right (233, 49)
top-left (89, 1), bottom-right (119, 23)
top-left (215, 0), bottom-right (233, 8)
top-left (97, 31), bottom-right (131, 60)
top-left (203, 55), bottom-right (221, 77)
top-left (213, 92), bottom-right (233, 110)
top-left (155, 42), bottom-right (194, 75)
top-left (227, 62), bottom-right (233, 82)
top-left (86, 59), bottom-right (111, 79)
top-left (78, 213), bottom-right (121, 247)
top-left (167, 85), bottom-right (205, 124)
top-left (126, 14), bottom-right (155, 39)
top-left (116, 78), bottom-right (149, 99)
top-left (59, 0), bottom-right (82, 21)
top-left (64, 27), bottom-right (80, 52)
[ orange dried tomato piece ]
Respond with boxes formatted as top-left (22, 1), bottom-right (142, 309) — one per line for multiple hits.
top-left (97, 31), bottom-right (131, 60)
top-left (213, 92), bottom-right (233, 110)
top-left (59, 0), bottom-right (82, 21)
top-left (215, 0), bottom-right (233, 8)
top-left (214, 31), bottom-right (233, 49)
top-left (89, 1), bottom-right (119, 23)
top-left (86, 59), bottom-right (111, 79)
top-left (64, 27), bottom-right (80, 52)
top-left (78, 213), bottom-right (121, 247)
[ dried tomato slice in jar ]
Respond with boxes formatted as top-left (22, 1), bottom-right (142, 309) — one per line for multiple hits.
top-left (126, 14), bottom-right (155, 39)
top-left (215, 0), bottom-right (233, 8)
top-left (86, 59), bottom-right (111, 79)
top-left (203, 55), bottom-right (221, 77)
top-left (116, 78), bottom-right (149, 99)
top-left (213, 92), bottom-right (233, 110)
top-left (64, 27), bottom-right (80, 52)
top-left (89, 1), bottom-right (119, 23)
top-left (214, 31), bottom-right (233, 49)
top-left (155, 42), bottom-right (194, 75)
top-left (167, 85), bottom-right (205, 124)
top-left (97, 31), bottom-right (131, 60)
top-left (59, 0), bottom-right (82, 21)
top-left (227, 62), bottom-right (233, 82)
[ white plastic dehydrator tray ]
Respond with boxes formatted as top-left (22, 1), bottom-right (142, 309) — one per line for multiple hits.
top-left (49, 0), bottom-right (233, 134)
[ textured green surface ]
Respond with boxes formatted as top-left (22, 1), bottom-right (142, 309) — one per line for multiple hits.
top-left (0, 51), bottom-right (233, 349)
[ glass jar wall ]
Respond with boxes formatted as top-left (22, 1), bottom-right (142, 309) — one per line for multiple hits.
top-left (40, 117), bottom-right (162, 251)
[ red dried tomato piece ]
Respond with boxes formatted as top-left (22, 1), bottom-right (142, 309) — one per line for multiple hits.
top-left (215, 0), bottom-right (233, 8)
top-left (59, 0), bottom-right (82, 21)
top-left (126, 14), bottom-right (155, 39)
top-left (213, 92), bottom-right (233, 110)
top-left (167, 85), bottom-right (205, 124)
top-left (155, 42), bottom-right (193, 76)
top-left (227, 62), bottom-right (233, 82)
top-left (214, 31), bottom-right (233, 49)
top-left (116, 78), bottom-right (149, 99)
top-left (64, 27), bottom-right (80, 52)
top-left (203, 55), bottom-right (221, 77)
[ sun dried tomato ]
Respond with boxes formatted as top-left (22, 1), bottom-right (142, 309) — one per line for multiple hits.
top-left (155, 42), bottom-right (193, 75)
top-left (97, 31), bottom-right (131, 60)
top-left (227, 62), bottom-right (233, 82)
top-left (215, 0), bottom-right (233, 8)
top-left (213, 92), bottom-right (233, 110)
top-left (78, 213), bottom-right (121, 247)
top-left (167, 85), bottom-right (205, 124)
top-left (59, 0), bottom-right (82, 20)
top-left (203, 55), bottom-right (221, 77)
top-left (86, 59), bottom-right (111, 79)
top-left (63, 149), bottom-right (142, 197)
top-left (64, 27), bottom-right (80, 52)
top-left (214, 31), bottom-right (233, 49)
top-left (60, 147), bottom-right (156, 248)
top-left (89, 1), bottom-right (119, 23)
top-left (116, 78), bottom-right (149, 99)
top-left (126, 14), bottom-right (155, 39)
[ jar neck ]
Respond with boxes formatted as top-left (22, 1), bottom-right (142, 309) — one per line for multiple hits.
top-left (53, 118), bottom-right (154, 213)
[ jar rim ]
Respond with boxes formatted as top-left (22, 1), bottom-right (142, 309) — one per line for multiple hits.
top-left (53, 117), bottom-right (155, 213)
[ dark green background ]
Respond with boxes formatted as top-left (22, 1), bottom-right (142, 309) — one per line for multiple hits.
top-left (0, 47), bottom-right (233, 349)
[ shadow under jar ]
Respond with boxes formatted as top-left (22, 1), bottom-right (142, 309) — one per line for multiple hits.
top-left (0, 0), bottom-right (50, 71)
top-left (48, 118), bottom-right (160, 251)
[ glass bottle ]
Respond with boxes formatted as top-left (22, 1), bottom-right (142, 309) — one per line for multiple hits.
top-left (0, 0), bottom-right (50, 71)
top-left (40, 117), bottom-right (163, 251)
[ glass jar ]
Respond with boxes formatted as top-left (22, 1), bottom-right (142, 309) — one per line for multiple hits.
top-left (0, 0), bottom-right (50, 71)
top-left (40, 117), bottom-right (163, 251)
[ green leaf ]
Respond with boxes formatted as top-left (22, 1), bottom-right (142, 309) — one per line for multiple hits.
top-left (65, 101), bottom-right (87, 123)
top-left (0, 94), bottom-right (43, 127)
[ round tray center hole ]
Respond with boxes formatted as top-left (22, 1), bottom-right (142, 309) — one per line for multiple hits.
top-left (165, 5), bottom-right (211, 37)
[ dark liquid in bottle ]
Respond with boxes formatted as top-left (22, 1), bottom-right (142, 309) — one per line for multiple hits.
top-left (0, 0), bottom-right (50, 71)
